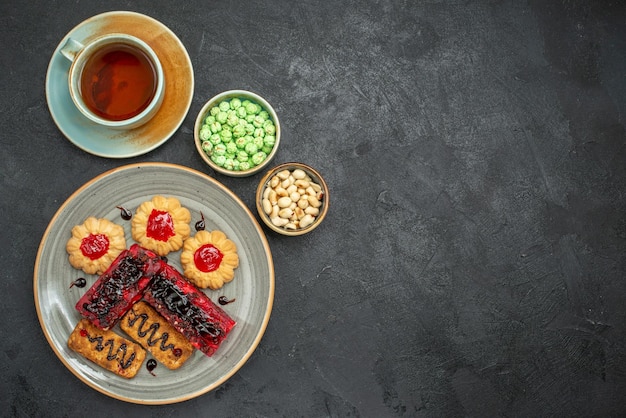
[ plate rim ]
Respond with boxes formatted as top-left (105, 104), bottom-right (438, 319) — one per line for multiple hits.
top-left (33, 162), bottom-right (275, 404)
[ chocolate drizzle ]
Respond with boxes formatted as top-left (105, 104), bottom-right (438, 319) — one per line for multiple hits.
top-left (126, 309), bottom-right (180, 355)
top-left (149, 277), bottom-right (222, 340)
top-left (81, 255), bottom-right (144, 319)
top-left (81, 329), bottom-right (137, 370)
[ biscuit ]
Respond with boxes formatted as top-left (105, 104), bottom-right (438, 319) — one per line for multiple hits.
top-left (181, 230), bottom-right (239, 289)
top-left (131, 195), bottom-right (191, 256)
top-left (68, 319), bottom-right (146, 379)
top-left (66, 217), bottom-right (126, 275)
top-left (121, 301), bottom-right (194, 370)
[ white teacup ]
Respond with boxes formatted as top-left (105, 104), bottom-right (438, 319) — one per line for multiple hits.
top-left (60, 33), bottom-right (165, 130)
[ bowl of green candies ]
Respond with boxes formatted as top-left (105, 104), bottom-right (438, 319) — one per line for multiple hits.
top-left (194, 90), bottom-right (280, 177)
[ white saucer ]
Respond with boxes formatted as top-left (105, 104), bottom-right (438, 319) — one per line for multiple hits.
top-left (45, 11), bottom-right (194, 158)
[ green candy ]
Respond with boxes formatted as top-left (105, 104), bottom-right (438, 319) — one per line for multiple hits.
top-left (227, 113), bottom-right (239, 127)
top-left (209, 121), bottom-right (221, 133)
top-left (211, 154), bottom-right (226, 167)
top-left (244, 142), bottom-right (258, 155)
top-left (253, 136), bottom-right (264, 149)
top-left (216, 111), bottom-right (228, 124)
top-left (209, 133), bottom-right (222, 145)
top-left (235, 137), bottom-right (247, 149)
top-left (230, 98), bottom-right (242, 110)
top-left (219, 100), bottom-right (230, 112)
top-left (223, 158), bottom-right (235, 171)
top-left (201, 140), bottom-right (213, 154)
top-left (239, 161), bottom-right (251, 171)
top-left (209, 107), bottom-right (220, 116)
top-left (199, 127), bottom-right (212, 141)
top-left (236, 107), bottom-right (247, 118)
top-left (251, 151), bottom-right (267, 165)
top-left (263, 135), bottom-right (275, 147)
top-left (253, 127), bottom-right (265, 138)
top-left (213, 143), bottom-right (227, 156)
top-left (232, 124), bottom-right (246, 138)
top-left (226, 142), bottom-right (238, 154)
top-left (220, 129), bottom-right (233, 142)
top-left (253, 115), bottom-right (265, 128)
top-left (237, 150), bottom-right (249, 162)
top-left (245, 102), bottom-right (259, 115)
top-left (264, 122), bottom-right (276, 136)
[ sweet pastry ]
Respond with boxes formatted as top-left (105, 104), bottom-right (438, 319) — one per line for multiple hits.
top-left (68, 319), bottom-right (146, 379)
top-left (75, 244), bottom-right (161, 330)
top-left (66, 217), bottom-right (126, 275)
top-left (180, 230), bottom-right (239, 289)
top-left (131, 195), bottom-right (191, 256)
top-left (144, 262), bottom-right (236, 357)
top-left (121, 301), bottom-right (194, 370)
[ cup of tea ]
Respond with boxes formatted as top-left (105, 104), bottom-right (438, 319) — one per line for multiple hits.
top-left (60, 33), bottom-right (165, 130)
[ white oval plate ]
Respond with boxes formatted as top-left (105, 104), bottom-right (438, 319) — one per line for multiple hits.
top-left (34, 163), bottom-right (274, 404)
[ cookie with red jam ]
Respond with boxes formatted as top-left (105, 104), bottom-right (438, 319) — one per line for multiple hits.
top-left (180, 230), bottom-right (239, 290)
top-left (131, 196), bottom-right (191, 256)
top-left (66, 217), bottom-right (126, 275)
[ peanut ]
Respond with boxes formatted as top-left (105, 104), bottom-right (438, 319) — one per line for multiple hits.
top-left (261, 168), bottom-right (324, 231)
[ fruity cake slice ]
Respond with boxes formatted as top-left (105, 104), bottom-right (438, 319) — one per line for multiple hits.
top-left (143, 262), bottom-right (236, 357)
top-left (75, 244), bottom-right (162, 330)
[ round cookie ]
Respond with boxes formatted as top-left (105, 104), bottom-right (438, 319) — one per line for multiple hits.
top-left (66, 217), bottom-right (126, 275)
top-left (181, 230), bottom-right (239, 289)
top-left (131, 195), bottom-right (191, 256)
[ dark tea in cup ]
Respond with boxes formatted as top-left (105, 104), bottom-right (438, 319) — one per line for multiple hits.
top-left (79, 43), bottom-right (157, 121)
top-left (61, 33), bottom-right (165, 129)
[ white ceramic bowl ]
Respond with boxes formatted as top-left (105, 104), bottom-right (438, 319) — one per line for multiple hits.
top-left (256, 162), bottom-right (329, 236)
top-left (194, 90), bottom-right (280, 177)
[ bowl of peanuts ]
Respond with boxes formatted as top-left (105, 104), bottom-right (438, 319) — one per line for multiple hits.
top-left (256, 162), bottom-right (329, 236)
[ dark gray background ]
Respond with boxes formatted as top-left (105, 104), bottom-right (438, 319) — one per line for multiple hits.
top-left (2, 1), bottom-right (625, 417)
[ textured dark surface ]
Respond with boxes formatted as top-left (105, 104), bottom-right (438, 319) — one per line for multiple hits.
top-left (2, 1), bottom-right (626, 416)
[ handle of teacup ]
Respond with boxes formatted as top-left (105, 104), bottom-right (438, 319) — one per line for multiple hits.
top-left (60, 38), bottom-right (84, 61)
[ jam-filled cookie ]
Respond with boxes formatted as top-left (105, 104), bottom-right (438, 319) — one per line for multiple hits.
top-left (66, 217), bottom-right (126, 275)
top-left (180, 230), bottom-right (239, 289)
top-left (131, 196), bottom-right (191, 256)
